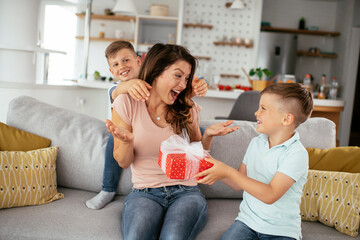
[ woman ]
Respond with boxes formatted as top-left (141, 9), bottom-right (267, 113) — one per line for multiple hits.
top-left (106, 43), bottom-right (238, 240)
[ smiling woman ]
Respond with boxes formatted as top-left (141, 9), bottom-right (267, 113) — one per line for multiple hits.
top-left (104, 43), bottom-right (238, 239)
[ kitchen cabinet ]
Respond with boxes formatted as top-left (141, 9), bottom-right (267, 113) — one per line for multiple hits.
top-left (136, 15), bottom-right (178, 52)
top-left (311, 101), bottom-right (345, 146)
top-left (76, 1), bottom-right (183, 53)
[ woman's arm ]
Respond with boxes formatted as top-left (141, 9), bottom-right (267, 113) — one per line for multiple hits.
top-left (106, 109), bottom-right (134, 169)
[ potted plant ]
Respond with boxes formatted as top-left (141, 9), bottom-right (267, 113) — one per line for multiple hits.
top-left (249, 67), bottom-right (273, 80)
top-left (242, 67), bottom-right (277, 91)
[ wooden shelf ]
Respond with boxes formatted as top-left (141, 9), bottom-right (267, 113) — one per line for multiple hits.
top-left (75, 13), bottom-right (136, 22)
top-left (220, 74), bottom-right (240, 78)
top-left (195, 56), bottom-right (211, 61)
top-left (213, 41), bottom-right (253, 48)
top-left (261, 26), bottom-right (340, 37)
top-left (297, 51), bottom-right (338, 58)
top-left (76, 36), bottom-right (134, 42)
top-left (183, 23), bottom-right (213, 29)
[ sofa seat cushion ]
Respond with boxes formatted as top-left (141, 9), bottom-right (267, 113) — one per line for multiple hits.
top-left (0, 187), bottom-right (124, 240)
top-left (0, 188), bottom-right (358, 240)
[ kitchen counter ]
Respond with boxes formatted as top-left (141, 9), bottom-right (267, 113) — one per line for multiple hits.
top-left (77, 80), bottom-right (115, 89)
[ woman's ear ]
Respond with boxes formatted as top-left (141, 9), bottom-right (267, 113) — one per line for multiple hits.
top-left (282, 113), bottom-right (295, 126)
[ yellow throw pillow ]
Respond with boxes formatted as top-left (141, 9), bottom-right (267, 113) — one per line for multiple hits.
top-left (0, 146), bottom-right (64, 209)
top-left (300, 169), bottom-right (360, 237)
top-left (307, 147), bottom-right (360, 173)
top-left (0, 122), bottom-right (51, 151)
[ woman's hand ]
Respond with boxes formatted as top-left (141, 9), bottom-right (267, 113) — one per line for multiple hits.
top-left (205, 120), bottom-right (239, 137)
top-left (105, 119), bottom-right (134, 143)
top-left (202, 120), bottom-right (239, 150)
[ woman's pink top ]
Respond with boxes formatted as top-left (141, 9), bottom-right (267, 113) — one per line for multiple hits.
top-left (112, 94), bottom-right (201, 189)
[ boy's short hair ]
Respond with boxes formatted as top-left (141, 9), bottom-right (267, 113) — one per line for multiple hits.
top-left (105, 40), bottom-right (136, 59)
top-left (261, 83), bottom-right (314, 126)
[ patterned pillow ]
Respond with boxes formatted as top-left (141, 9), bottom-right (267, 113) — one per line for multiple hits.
top-left (0, 146), bottom-right (64, 209)
top-left (300, 169), bottom-right (360, 237)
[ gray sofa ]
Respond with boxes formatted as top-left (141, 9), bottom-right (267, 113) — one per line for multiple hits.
top-left (1, 95), bottom-right (357, 240)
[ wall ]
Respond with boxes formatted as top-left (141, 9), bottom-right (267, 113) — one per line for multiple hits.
top-left (0, 0), bottom-right (40, 83)
top-left (334, 0), bottom-right (360, 146)
top-left (0, 83), bottom-right (109, 123)
top-left (182, 0), bottom-right (263, 87)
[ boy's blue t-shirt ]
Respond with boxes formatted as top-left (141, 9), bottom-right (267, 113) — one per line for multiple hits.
top-left (236, 132), bottom-right (308, 240)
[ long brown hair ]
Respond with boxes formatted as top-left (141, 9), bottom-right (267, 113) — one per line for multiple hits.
top-left (138, 43), bottom-right (197, 140)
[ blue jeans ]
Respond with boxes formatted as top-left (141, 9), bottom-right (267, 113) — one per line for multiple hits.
top-left (221, 220), bottom-right (296, 240)
top-left (102, 133), bottom-right (122, 192)
top-left (122, 185), bottom-right (208, 240)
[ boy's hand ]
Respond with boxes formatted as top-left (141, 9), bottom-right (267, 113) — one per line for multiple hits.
top-left (105, 119), bottom-right (133, 143)
top-left (205, 120), bottom-right (239, 138)
top-left (195, 157), bottom-right (231, 185)
top-left (127, 79), bottom-right (152, 101)
top-left (192, 76), bottom-right (208, 98)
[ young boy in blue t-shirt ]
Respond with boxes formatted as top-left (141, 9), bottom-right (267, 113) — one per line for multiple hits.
top-left (196, 83), bottom-right (314, 240)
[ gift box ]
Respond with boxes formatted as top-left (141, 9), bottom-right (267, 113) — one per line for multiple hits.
top-left (158, 133), bottom-right (213, 180)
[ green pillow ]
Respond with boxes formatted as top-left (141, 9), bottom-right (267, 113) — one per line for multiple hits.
top-left (0, 122), bottom-right (51, 151)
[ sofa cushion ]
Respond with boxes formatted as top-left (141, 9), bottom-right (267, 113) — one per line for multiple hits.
top-left (199, 117), bottom-right (336, 199)
top-left (0, 188), bottom-right (357, 240)
top-left (0, 122), bottom-right (51, 151)
top-left (6, 96), bottom-right (132, 196)
top-left (0, 146), bottom-right (64, 209)
top-left (300, 169), bottom-right (360, 237)
top-left (307, 147), bottom-right (360, 173)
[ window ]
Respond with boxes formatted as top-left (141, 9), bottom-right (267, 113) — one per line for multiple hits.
top-left (39, 2), bottom-right (77, 84)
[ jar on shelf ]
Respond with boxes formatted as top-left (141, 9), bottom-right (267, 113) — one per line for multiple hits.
top-left (168, 33), bottom-right (175, 44)
top-left (283, 74), bottom-right (296, 83)
top-left (99, 23), bottom-right (105, 38)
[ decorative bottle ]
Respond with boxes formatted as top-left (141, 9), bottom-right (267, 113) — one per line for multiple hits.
top-left (329, 77), bottom-right (338, 100)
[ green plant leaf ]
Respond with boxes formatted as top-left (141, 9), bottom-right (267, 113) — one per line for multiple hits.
top-left (249, 69), bottom-right (255, 76)
top-left (257, 71), bottom-right (263, 79)
top-left (263, 69), bottom-right (273, 77)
